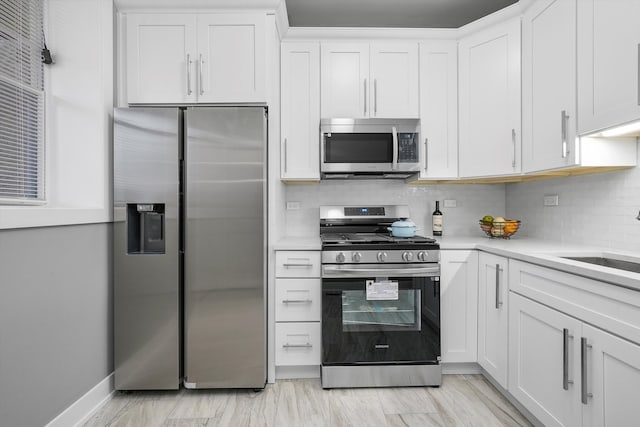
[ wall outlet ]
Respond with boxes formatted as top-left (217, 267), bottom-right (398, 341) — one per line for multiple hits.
top-left (543, 194), bottom-right (559, 206)
top-left (443, 199), bottom-right (457, 208)
top-left (286, 201), bottom-right (300, 210)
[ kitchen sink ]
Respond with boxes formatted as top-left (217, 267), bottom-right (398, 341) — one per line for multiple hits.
top-left (561, 256), bottom-right (640, 274)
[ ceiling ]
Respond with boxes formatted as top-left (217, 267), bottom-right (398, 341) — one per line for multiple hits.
top-left (285, 0), bottom-right (519, 28)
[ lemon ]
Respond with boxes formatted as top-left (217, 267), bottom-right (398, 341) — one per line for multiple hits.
top-left (482, 215), bottom-right (494, 225)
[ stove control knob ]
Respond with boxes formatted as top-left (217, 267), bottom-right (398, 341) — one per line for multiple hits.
top-left (417, 251), bottom-right (428, 262)
top-left (402, 251), bottom-right (414, 262)
top-left (352, 252), bottom-right (362, 262)
top-left (336, 252), bottom-right (346, 263)
top-left (377, 252), bottom-right (388, 262)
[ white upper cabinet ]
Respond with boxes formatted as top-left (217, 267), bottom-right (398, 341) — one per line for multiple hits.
top-left (321, 42), bottom-right (419, 119)
top-left (369, 43), bottom-right (419, 118)
top-left (321, 43), bottom-right (369, 118)
top-left (280, 42), bottom-right (320, 181)
top-left (522, 0), bottom-right (577, 172)
top-left (418, 41), bottom-right (458, 179)
top-left (125, 13), bottom-right (265, 104)
top-left (126, 14), bottom-right (197, 104)
top-left (196, 14), bottom-right (265, 103)
top-left (577, 0), bottom-right (640, 135)
top-left (458, 18), bottom-right (521, 178)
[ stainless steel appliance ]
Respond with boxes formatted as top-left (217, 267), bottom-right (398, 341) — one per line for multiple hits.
top-left (113, 107), bottom-right (267, 390)
top-left (320, 205), bottom-right (441, 388)
top-left (320, 118), bottom-right (421, 179)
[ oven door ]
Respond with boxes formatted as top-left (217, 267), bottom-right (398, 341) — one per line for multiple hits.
top-left (322, 264), bottom-right (440, 366)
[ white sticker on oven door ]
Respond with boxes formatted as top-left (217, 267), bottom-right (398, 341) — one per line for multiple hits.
top-left (366, 280), bottom-right (399, 300)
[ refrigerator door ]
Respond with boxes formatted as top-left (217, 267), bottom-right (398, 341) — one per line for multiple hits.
top-left (113, 108), bottom-right (181, 390)
top-left (184, 107), bottom-right (267, 389)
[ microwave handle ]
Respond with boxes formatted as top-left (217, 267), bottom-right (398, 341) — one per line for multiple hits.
top-left (392, 126), bottom-right (398, 170)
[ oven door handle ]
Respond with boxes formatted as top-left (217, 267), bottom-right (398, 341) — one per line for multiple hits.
top-left (322, 265), bottom-right (440, 277)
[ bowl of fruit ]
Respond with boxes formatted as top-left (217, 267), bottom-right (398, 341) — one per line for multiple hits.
top-left (479, 215), bottom-right (520, 239)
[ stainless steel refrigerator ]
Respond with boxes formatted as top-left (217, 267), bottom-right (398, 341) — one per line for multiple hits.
top-left (113, 107), bottom-right (267, 390)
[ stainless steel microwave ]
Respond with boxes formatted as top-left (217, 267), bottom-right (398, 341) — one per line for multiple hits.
top-left (320, 118), bottom-right (421, 179)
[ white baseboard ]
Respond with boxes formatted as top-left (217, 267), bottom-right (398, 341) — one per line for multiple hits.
top-left (46, 373), bottom-right (115, 427)
top-left (275, 365), bottom-right (321, 380)
top-left (441, 362), bottom-right (482, 374)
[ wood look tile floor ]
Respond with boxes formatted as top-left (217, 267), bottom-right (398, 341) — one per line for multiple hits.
top-left (83, 375), bottom-right (532, 427)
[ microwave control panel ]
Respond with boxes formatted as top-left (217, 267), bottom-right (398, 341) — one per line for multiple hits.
top-left (398, 133), bottom-right (418, 163)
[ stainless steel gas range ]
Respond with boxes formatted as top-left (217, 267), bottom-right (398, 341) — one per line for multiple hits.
top-left (319, 205), bottom-right (442, 388)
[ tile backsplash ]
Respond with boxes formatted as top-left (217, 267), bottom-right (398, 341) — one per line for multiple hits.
top-left (284, 180), bottom-right (506, 238)
top-left (506, 158), bottom-right (640, 252)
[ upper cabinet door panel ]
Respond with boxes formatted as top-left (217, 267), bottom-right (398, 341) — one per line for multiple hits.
top-left (126, 14), bottom-right (197, 104)
top-left (522, 0), bottom-right (577, 172)
top-left (419, 41), bottom-right (458, 179)
top-left (458, 18), bottom-right (521, 178)
top-left (321, 43), bottom-right (369, 118)
top-left (196, 14), bottom-right (266, 103)
top-left (281, 42), bottom-right (320, 180)
top-left (370, 43), bottom-right (419, 118)
top-left (577, 0), bottom-right (640, 135)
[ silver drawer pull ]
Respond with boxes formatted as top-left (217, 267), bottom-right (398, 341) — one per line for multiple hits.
top-left (283, 263), bottom-right (313, 268)
top-left (375, 344), bottom-right (389, 349)
top-left (283, 343), bottom-right (312, 349)
top-left (282, 299), bottom-right (313, 304)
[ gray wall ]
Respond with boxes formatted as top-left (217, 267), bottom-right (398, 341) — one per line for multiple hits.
top-left (0, 223), bottom-right (112, 427)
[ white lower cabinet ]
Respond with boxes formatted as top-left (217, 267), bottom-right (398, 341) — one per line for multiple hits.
top-left (477, 252), bottom-right (509, 388)
top-left (509, 260), bottom-right (640, 427)
top-left (440, 250), bottom-right (478, 363)
top-left (274, 322), bottom-right (321, 367)
top-left (274, 250), bottom-right (322, 371)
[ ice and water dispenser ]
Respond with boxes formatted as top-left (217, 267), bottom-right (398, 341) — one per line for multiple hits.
top-left (127, 203), bottom-right (165, 254)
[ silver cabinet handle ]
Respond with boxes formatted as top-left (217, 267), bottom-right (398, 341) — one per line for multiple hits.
top-left (364, 78), bottom-right (367, 115)
top-left (495, 263), bottom-right (502, 309)
top-left (374, 79), bottom-right (378, 116)
top-left (581, 337), bottom-right (593, 404)
top-left (563, 328), bottom-right (574, 390)
top-left (511, 129), bottom-right (516, 168)
top-left (282, 299), bottom-right (312, 304)
top-left (186, 54), bottom-right (192, 95)
top-left (391, 126), bottom-right (398, 170)
top-left (283, 343), bottom-right (312, 349)
top-left (283, 138), bottom-right (288, 173)
top-left (637, 44), bottom-right (639, 105)
top-left (424, 138), bottom-right (428, 172)
top-left (375, 344), bottom-right (389, 349)
top-left (199, 54), bottom-right (204, 95)
top-left (283, 263), bottom-right (313, 268)
top-left (561, 110), bottom-right (569, 158)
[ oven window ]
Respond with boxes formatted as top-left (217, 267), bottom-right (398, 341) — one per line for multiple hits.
top-left (324, 133), bottom-right (393, 163)
top-left (342, 289), bottom-right (421, 332)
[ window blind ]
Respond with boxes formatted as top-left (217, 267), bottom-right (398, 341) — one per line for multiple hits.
top-left (0, 0), bottom-right (44, 201)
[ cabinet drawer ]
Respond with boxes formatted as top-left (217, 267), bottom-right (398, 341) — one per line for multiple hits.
top-left (510, 260), bottom-right (640, 346)
top-left (275, 322), bottom-right (321, 366)
top-left (275, 279), bottom-right (321, 322)
top-left (275, 251), bottom-right (320, 278)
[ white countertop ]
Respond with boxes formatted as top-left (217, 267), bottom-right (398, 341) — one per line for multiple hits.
top-left (438, 236), bottom-right (640, 291)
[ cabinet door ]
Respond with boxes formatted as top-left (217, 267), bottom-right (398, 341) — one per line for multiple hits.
top-left (582, 325), bottom-right (640, 427)
top-left (459, 18), bottom-right (521, 177)
top-left (440, 250), bottom-right (478, 363)
top-left (418, 41), bottom-right (458, 179)
top-left (126, 14), bottom-right (197, 104)
top-left (477, 252), bottom-right (509, 387)
top-left (196, 14), bottom-right (265, 103)
top-left (522, 0), bottom-right (577, 172)
top-left (370, 43), bottom-right (419, 118)
top-left (509, 293), bottom-right (582, 427)
top-left (321, 43), bottom-right (369, 118)
top-left (577, 0), bottom-right (640, 135)
top-left (280, 42), bottom-right (320, 181)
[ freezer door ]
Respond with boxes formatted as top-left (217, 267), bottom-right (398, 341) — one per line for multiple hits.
top-left (184, 107), bottom-right (267, 388)
top-left (113, 108), bottom-right (181, 390)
